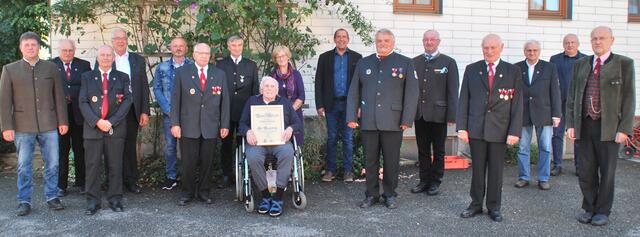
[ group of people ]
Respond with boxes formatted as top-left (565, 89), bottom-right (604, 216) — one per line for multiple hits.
top-left (0, 24), bottom-right (634, 225)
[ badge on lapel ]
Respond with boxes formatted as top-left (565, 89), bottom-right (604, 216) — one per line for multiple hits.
top-left (116, 94), bottom-right (124, 104)
top-left (498, 89), bottom-right (515, 100)
top-left (190, 88), bottom-right (196, 95)
top-left (91, 96), bottom-right (98, 103)
top-left (398, 68), bottom-right (404, 79)
top-left (434, 67), bottom-right (448, 74)
top-left (212, 86), bottom-right (222, 95)
top-left (239, 75), bottom-right (245, 83)
top-left (366, 69), bottom-right (371, 75)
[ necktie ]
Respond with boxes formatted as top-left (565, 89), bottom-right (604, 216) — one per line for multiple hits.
top-left (101, 73), bottom-right (109, 119)
top-left (488, 63), bottom-right (495, 90)
top-left (234, 58), bottom-right (238, 65)
top-left (65, 63), bottom-right (71, 81)
top-left (425, 54), bottom-right (432, 62)
top-left (200, 68), bottom-right (206, 92)
top-left (594, 57), bottom-right (602, 79)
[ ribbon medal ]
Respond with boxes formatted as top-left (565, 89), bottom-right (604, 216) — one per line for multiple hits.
top-left (398, 68), bottom-right (404, 79)
top-left (239, 75), bottom-right (244, 83)
top-left (212, 86), bottom-right (222, 95)
top-left (509, 89), bottom-right (515, 99)
top-left (391, 68), bottom-right (398, 78)
top-left (498, 89), bottom-right (505, 100)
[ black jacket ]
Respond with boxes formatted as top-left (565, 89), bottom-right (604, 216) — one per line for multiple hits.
top-left (111, 52), bottom-right (150, 121)
top-left (315, 48), bottom-right (362, 112)
top-left (457, 60), bottom-right (523, 142)
top-left (52, 57), bottom-right (92, 125)
top-left (79, 69), bottom-right (132, 139)
top-left (215, 56), bottom-right (259, 122)
top-left (413, 53), bottom-right (459, 123)
top-left (515, 60), bottom-right (562, 127)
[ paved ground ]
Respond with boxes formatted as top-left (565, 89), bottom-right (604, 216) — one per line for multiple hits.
top-left (0, 159), bottom-right (639, 237)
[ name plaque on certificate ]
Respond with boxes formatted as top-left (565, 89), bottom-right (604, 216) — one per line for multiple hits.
top-left (251, 105), bottom-right (285, 146)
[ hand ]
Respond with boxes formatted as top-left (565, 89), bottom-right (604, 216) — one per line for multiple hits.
top-left (171, 126), bottom-right (181, 139)
top-left (246, 130), bottom-right (257, 146)
top-left (347, 122), bottom-right (358, 129)
top-left (2, 130), bottom-right (14, 142)
top-left (282, 127), bottom-right (293, 142)
top-left (96, 119), bottom-right (112, 132)
top-left (552, 118), bottom-right (561, 127)
top-left (220, 128), bottom-right (229, 139)
top-left (506, 135), bottom-right (519, 145)
top-left (457, 130), bottom-right (469, 143)
top-left (566, 128), bottom-right (576, 140)
top-left (400, 124), bottom-right (409, 131)
top-left (615, 132), bottom-right (629, 144)
top-left (58, 125), bottom-right (69, 135)
top-left (139, 113), bottom-right (149, 127)
top-left (357, 108), bottom-right (361, 118)
top-left (316, 108), bottom-right (325, 117)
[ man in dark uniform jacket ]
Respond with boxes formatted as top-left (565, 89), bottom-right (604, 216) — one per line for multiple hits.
top-left (514, 40), bottom-right (562, 191)
top-left (315, 29), bottom-right (362, 183)
top-left (216, 35), bottom-right (259, 188)
top-left (347, 29), bottom-right (419, 209)
top-left (171, 43), bottom-right (230, 206)
top-left (79, 45), bottom-right (132, 215)
top-left (457, 34), bottom-right (523, 222)
top-left (567, 26), bottom-right (635, 226)
top-left (111, 28), bottom-right (151, 194)
top-left (52, 39), bottom-right (92, 196)
top-left (410, 30), bottom-right (459, 196)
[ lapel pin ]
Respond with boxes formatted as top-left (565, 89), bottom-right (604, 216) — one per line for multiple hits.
top-left (366, 69), bottom-right (372, 75)
top-left (91, 96), bottom-right (98, 102)
top-left (190, 88), bottom-right (196, 95)
top-left (240, 75), bottom-right (245, 83)
top-left (536, 71), bottom-right (539, 74)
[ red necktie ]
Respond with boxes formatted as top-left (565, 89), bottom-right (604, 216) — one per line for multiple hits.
top-left (101, 73), bottom-right (109, 119)
top-left (199, 68), bottom-right (206, 92)
top-left (488, 62), bottom-right (495, 90)
top-left (65, 63), bottom-right (71, 81)
top-left (594, 58), bottom-right (602, 79)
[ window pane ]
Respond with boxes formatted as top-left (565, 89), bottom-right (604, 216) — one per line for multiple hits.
top-left (545, 0), bottom-right (560, 11)
top-left (416, 0), bottom-right (432, 4)
top-left (398, 0), bottom-right (412, 4)
top-left (530, 0), bottom-right (544, 10)
top-left (631, 0), bottom-right (639, 15)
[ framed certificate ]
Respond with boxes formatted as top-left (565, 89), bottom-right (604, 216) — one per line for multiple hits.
top-left (251, 105), bottom-right (285, 146)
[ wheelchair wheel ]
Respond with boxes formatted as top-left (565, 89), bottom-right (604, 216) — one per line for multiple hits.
top-left (245, 195), bottom-right (255, 213)
top-left (296, 151), bottom-right (305, 191)
top-left (292, 191), bottom-right (307, 210)
top-left (235, 146), bottom-right (244, 201)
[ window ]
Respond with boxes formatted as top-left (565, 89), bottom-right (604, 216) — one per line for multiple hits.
top-left (393, 0), bottom-right (442, 14)
top-left (528, 0), bottom-right (571, 19)
top-left (630, 0), bottom-right (640, 22)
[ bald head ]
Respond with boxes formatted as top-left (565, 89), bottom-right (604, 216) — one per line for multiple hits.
top-left (590, 26), bottom-right (615, 57)
top-left (97, 45), bottom-right (114, 70)
top-left (481, 34), bottom-right (504, 63)
top-left (192, 43), bottom-right (211, 67)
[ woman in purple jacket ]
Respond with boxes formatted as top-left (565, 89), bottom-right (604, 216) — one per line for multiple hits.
top-left (270, 46), bottom-right (305, 145)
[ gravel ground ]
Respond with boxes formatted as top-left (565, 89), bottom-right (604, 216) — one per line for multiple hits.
top-left (0, 159), bottom-right (639, 237)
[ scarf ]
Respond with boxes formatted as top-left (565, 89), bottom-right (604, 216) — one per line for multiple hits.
top-left (271, 63), bottom-right (296, 99)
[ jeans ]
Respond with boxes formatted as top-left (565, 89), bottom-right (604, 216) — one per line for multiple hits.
top-left (324, 100), bottom-right (353, 173)
top-left (552, 118), bottom-right (580, 169)
top-left (15, 130), bottom-right (60, 204)
top-left (163, 115), bottom-right (178, 180)
top-left (517, 125), bottom-right (552, 182)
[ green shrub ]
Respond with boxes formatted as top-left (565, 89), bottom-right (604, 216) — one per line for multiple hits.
top-left (506, 144), bottom-right (539, 165)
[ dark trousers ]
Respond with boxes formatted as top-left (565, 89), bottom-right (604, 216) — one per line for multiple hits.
top-left (415, 120), bottom-right (447, 185)
top-left (552, 116), bottom-right (580, 169)
top-left (180, 136), bottom-right (217, 198)
top-left (123, 108), bottom-right (139, 185)
top-left (84, 137), bottom-right (124, 204)
top-left (220, 121), bottom-right (238, 178)
top-left (578, 118), bottom-right (619, 216)
top-left (361, 130), bottom-right (402, 198)
top-left (469, 139), bottom-right (506, 212)
top-left (58, 116), bottom-right (85, 190)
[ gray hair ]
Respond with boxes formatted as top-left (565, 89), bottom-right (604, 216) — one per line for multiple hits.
top-left (58, 39), bottom-right (76, 49)
top-left (112, 28), bottom-right (127, 39)
top-left (260, 76), bottom-right (278, 89)
top-left (592, 26), bottom-right (613, 36)
top-left (481, 34), bottom-right (503, 46)
top-left (97, 45), bottom-right (114, 55)
top-left (19, 32), bottom-right (41, 45)
top-left (523, 40), bottom-right (541, 49)
top-left (563, 33), bottom-right (579, 43)
top-left (423, 30), bottom-right (440, 39)
top-left (375, 28), bottom-right (395, 41)
top-left (227, 35), bottom-right (243, 44)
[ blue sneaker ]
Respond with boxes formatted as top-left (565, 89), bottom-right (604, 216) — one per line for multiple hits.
top-left (258, 198), bottom-right (271, 214)
top-left (269, 199), bottom-right (284, 217)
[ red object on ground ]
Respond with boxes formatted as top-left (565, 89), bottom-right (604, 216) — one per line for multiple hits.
top-left (444, 156), bottom-right (470, 170)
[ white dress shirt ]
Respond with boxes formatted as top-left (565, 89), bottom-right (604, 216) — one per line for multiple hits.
top-left (114, 51), bottom-right (131, 77)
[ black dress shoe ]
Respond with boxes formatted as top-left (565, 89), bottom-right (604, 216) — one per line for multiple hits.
top-left (109, 201), bottom-right (124, 212)
top-left (410, 183), bottom-right (428, 193)
top-left (85, 205), bottom-right (101, 215)
top-left (126, 184), bottom-right (142, 194)
top-left (550, 166), bottom-right (562, 176)
top-left (426, 184), bottom-right (441, 196)
top-left (47, 198), bottom-right (65, 210)
top-left (460, 208), bottom-right (482, 218)
top-left (384, 196), bottom-right (398, 209)
top-left (216, 176), bottom-right (232, 189)
top-left (488, 210), bottom-right (503, 222)
top-left (16, 203), bottom-right (31, 216)
top-left (197, 194), bottom-right (213, 204)
top-left (359, 196), bottom-right (379, 208)
top-left (178, 198), bottom-right (192, 206)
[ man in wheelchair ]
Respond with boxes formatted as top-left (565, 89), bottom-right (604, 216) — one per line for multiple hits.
top-left (239, 76), bottom-right (302, 217)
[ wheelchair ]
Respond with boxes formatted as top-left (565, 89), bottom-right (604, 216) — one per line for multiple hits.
top-left (235, 136), bottom-right (307, 212)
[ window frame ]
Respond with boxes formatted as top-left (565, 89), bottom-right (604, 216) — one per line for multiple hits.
top-left (528, 0), bottom-right (572, 20)
top-left (630, 0), bottom-right (640, 22)
top-left (393, 0), bottom-right (442, 14)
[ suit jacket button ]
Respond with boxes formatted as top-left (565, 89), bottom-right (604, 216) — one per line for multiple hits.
top-left (377, 92), bottom-right (381, 95)
top-left (377, 104), bottom-right (381, 107)
top-left (422, 100), bottom-right (425, 103)
top-left (487, 110), bottom-right (491, 112)
top-left (201, 105), bottom-right (204, 108)
top-left (378, 81), bottom-right (381, 84)
top-left (67, 85), bottom-right (71, 88)
top-left (529, 97), bottom-right (533, 100)
top-left (235, 92), bottom-right (238, 95)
